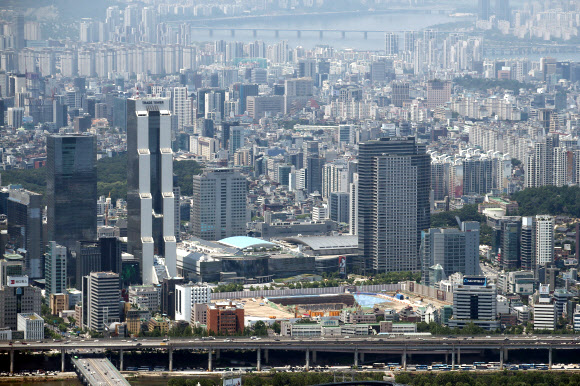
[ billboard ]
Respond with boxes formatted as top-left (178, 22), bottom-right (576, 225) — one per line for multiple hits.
top-left (462, 277), bottom-right (486, 287)
top-left (7, 275), bottom-right (28, 287)
top-left (338, 255), bottom-right (347, 278)
top-left (539, 284), bottom-right (550, 295)
top-left (223, 377), bottom-right (242, 386)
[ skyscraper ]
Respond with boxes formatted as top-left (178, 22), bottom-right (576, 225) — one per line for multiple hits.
top-left (127, 97), bottom-right (177, 284)
top-left (46, 134), bottom-right (97, 253)
top-left (357, 137), bottom-right (430, 273)
top-left (385, 33), bottom-right (399, 56)
top-left (191, 168), bottom-right (248, 240)
top-left (45, 241), bottom-right (67, 295)
top-left (535, 215), bottom-right (554, 271)
top-left (173, 87), bottom-right (192, 132)
top-left (478, 0), bottom-right (491, 20)
top-left (421, 222), bottom-right (480, 286)
top-left (495, 0), bottom-right (510, 21)
top-left (6, 187), bottom-right (43, 279)
top-left (84, 271), bottom-right (120, 333)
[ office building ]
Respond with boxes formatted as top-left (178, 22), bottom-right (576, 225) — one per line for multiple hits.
top-left (128, 284), bottom-right (160, 312)
top-left (191, 169), bottom-right (248, 240)
top-left (448, 277), bottom-right (500, 330)
top-left (329, 192), bottom-right (349, 224)
top-left (246, 95), bottom-right (284, 120)
top-left (520, 216), bottom-right (534, 271)
top-left (174, 283), bottom-right (211, 321)
top-left (358, 137), bottom-right (430, 273)
top-left (45, 242), bottom-right (66, 295)
top-left (85, 271), bottom-right (120, 333)
top-left (284, 77), bottom-right (313, 114)
top-left (421, 222), bottom-right (480, 286)
top-left (0, 254), bottom-right (23, 288)
top-left (75, 240), bottom-right (101, 290)
top-left (126, 97), bottom-right (177, 284)
top-left (478, 0), bottom-right (491, 20)
top-left (533, 285), bottom-right (556, 331)
top-left (229, 126), bottom-right (244, 154)
top-left (161, 277), bottom-right (185, 319)
top-left (46, 134), bottom-right (97, 252)
top-left (500, 221), bottom-right (520, 270)
top-left (206, 302), bottom-right (244, 335)
top-left (391, 82), bottom-right (410, 107)
top-left (17, 313), bottom-right (44, 340)
top-left (99, 237), bottom-right (122, 275)
top-left (426, 80), bottom-right (452, 109)
top-left (6, 188), bottom-right (43, 279)
top-left (7, 107), bottom-right (24, 128)
top-left (49, 293), bottom-right (69, 315)
top-left (0, 285), bottom-right (42, 330)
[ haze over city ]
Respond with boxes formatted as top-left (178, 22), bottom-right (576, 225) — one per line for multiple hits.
top-left (1, 0), bottom-right (580, 385)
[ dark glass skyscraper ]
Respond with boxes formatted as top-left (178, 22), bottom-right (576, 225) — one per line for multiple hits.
top-left (46, 134), bottom-right (97, 253)
top-left (357, 137), bottom-right (430, 273)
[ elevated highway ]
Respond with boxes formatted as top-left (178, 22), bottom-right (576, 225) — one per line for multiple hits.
top-left (71, 356), bottom-right (130, 386)
top-left (4, 335), bottom-right (580, 374)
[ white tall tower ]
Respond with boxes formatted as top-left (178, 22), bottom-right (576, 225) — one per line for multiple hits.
top-left (127, 97), bottom-right (177, 284)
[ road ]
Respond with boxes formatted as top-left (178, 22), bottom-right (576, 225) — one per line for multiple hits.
top-left (5, 335), bottom-right (580, 353)
top-left (73, 357), bottom-right (130, 386)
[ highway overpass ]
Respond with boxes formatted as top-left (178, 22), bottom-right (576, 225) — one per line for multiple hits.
top-left (3, 336), bottom-right (580, 374)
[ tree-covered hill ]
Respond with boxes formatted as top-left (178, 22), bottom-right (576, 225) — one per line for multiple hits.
top-left (511, 186), bottom-right (580, 217)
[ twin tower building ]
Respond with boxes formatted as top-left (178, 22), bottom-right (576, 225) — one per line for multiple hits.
top-left (48, 97), bottom-right (175, 285)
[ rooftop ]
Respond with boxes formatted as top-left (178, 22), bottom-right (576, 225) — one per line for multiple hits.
top-left (284, 235), bottom-right (358, 251)
top-left (218, 236), bottom-right (275, 250)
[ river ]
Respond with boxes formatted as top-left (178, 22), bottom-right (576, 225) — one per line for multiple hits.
top-left (190, 11), bottom-right (473, 51)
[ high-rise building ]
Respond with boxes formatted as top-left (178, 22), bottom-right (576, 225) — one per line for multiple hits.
top-left (45, 241), bottom-right (66, 295)
top-left (385, 33), bottom-right (399, 56)
top-left (391, 82), bottom-right (410, 107)
top-left (46, 134), bottom-right (97, 253)
top-left (174, 283), bottom-right (211, 321)
top-left (500, 221), bottom-right (520, 270)
top-left (535, 215), bottom-right (554, 270)
top-left (358, 137), bottom-right (430, 273)
top-left (495, 0), bottom-right (510, 21)
top-left (6, 188), bottom-right (43, 279)
top-left (426, 80), bottom-right (452, 109)
top-left (173, 87), bottom-right (192, 132)
top-left (126, 97), bottom-right (177, 284)
top-left (0, 285), bottom-right (41, 330)
top-left (520, 216), bottom-right (534, 271)
top-left (478, 0), bottom-right (491, 20)
top-left (228, 126), bottom-right (244, 154)
top-left (75, 240), bottom-right (101, 290)
top-left (421, 222), bottom-right (480, 286)
top-left (191, 169), bottom-right (248, 240)
top-left (84, 271), bottom-right (120, 333)
top-left (13, 13), bottom-right (25, 51)
top-left (329, 192), bottom-right (349, 224)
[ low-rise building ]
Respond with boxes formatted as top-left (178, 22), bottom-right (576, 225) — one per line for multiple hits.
top-left (17, 313), bottom-right (44, 340)
top-left (148, 314), bottom-right (171, 334)
top-left (50, 293), bottom-right (69, 316)
top-left (206, 302), bottom-right (244, 335)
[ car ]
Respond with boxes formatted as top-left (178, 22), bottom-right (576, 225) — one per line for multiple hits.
top-left (136, 343), bottom-right (142, 346)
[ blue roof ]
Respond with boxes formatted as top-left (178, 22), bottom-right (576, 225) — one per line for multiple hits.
top-left (218, 236), bottom-right (275, 249)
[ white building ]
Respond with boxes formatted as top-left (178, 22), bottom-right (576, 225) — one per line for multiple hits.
top-left (128, 285), bottom-right (161, 312)
top-left (126, 97), bottom-right (177, 284)
top-left (173, 87), bottom-right (192, 131)
top-left (535, 215), bottom-right (554, 267)
top-left (17, 313), bottom-right (44, 340)
top-left (533, 284), bottom-right (556, 331)
top-left (175, 283), bottom-right (212, 321)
